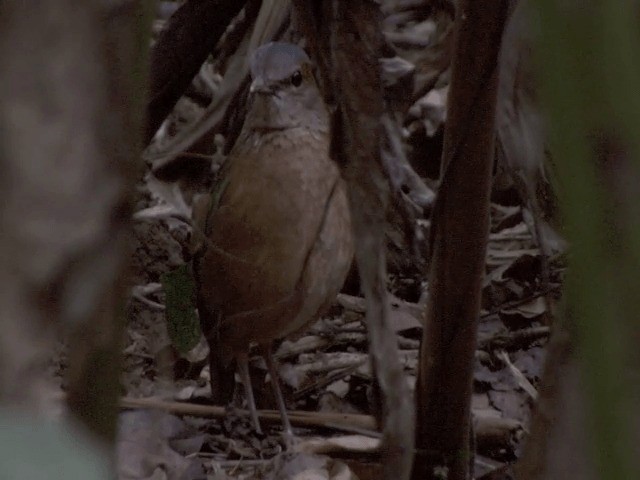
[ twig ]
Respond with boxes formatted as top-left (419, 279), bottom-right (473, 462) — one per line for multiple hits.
top-left (495, 350), bottom-right (538, 400)
top-left (117, 396), bottom-right (520, 451)
top-left (478, 326), bottom-right (550, 352)
top-left (120, 396), bottom-right (378, 432)
top-left (480, 286), bottom-right (560, 319)
top-left (293, 362), bottom-right (368, 400)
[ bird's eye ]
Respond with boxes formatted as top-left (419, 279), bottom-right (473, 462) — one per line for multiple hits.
top-left (290, 70), bottom-right (303, 87)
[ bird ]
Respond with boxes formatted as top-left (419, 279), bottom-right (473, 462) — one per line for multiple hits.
top-left (193, 42), bottom-right (354, 438)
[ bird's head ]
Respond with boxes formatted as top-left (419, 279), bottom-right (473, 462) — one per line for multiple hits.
top-left (245, 42), bottom-right (328, 133)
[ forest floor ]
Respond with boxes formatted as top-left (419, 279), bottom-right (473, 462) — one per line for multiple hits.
top-left (48, 4), bottom-right (563, 479)
top-left (75, 170), bottom-right (560, 479)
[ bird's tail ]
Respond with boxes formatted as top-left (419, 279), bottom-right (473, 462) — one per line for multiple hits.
top-left (197, 303), bottom-right (236, 405)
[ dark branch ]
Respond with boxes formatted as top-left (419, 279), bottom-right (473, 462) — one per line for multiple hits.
top-left (145, 0), bottom-right (246, 144)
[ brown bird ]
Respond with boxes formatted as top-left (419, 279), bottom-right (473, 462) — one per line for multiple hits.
top-left (193, 42), bottom-right (353, 437)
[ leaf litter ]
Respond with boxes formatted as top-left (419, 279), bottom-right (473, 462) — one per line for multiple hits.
top-left (50, 2), bottom-right (565, 478)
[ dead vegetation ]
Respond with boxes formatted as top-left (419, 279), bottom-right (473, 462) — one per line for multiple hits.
top-left (5, 0), bottom-right (609, 479)
top-left (118, 1), bottom-right (560, 478)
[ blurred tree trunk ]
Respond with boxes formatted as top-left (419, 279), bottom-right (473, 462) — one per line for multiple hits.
top-left (514, 0), bottom-right (640, 478)
top-left (0, 0), bottom-right (151, 445)
top-left (412, 1), bottom-right (508, 479)
top-left (516, 327), bottom-right (598, 479)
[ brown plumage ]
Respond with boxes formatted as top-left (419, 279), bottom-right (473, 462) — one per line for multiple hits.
top-left (193, 42), bottom-right (353, 436)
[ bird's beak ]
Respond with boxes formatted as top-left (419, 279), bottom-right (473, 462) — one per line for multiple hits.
top-left (249, 78), bottom-right (273, 95)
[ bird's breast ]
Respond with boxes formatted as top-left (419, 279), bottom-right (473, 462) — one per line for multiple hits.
top-left (196, 129), bottom-right (347, 347)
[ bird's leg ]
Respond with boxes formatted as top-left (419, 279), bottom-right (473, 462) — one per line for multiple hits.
top-left (236, 352), bottom-right (263, 435)
top-left (260, 345), bottom-right (294, 442)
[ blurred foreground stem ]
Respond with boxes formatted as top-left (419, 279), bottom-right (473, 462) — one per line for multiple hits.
top-left (535, 0), bottom-right (640, 478)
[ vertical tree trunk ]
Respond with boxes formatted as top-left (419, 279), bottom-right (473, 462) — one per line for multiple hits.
top-left (412, 1), bottom-right (508, 479)
top-left (0, 0), bottom-right (151, 444)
